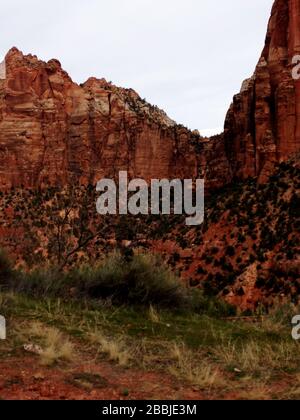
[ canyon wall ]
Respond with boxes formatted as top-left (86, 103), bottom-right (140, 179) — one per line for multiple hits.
top-left (225, 0), bottom-right (300, 182)
top-left (0, 0), bottom-right (300, 191)
top-left (0, 48), bottom-right (231, 190)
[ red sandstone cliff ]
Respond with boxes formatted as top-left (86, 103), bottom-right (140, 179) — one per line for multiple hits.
top-left (0, 0), bottom-right (299, 191)
top-left (225, 0), bottom-right (300, 182)
top-left (0, 48), bottom-right (230, 190)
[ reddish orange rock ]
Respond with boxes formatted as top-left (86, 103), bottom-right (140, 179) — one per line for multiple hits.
top-left (0, 1), bottom-right (299, 191)
top-left (225, 0), bottom-right (300, 182)
top-left (0, 47), bottom-right (231, 190)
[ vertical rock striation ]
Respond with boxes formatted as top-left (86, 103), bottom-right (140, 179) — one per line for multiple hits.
top-left (0, 0), bottom-right (299, 191)
top-left (224, 0), bottom-right (300, 182)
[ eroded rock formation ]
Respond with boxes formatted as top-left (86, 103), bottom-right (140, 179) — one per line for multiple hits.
top-left (0, 0), bottom-right (299, 191)
top-left (0, 48), bottom-right (231, 190)
top-left (225, 0), bottom-right (300, 182)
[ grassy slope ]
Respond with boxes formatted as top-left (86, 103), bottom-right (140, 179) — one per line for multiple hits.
top-left (1, 291), bottom-right (300, 399)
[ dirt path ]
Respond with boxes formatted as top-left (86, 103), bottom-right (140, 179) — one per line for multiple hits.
top-left (0, 355), bottom-right (205, 400)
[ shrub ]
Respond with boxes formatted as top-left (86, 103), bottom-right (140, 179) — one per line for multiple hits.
top-left (189, 289), bottom-right (236, 317)
top-left (226, 246), bottom-right (235, 257)
top-left (13, 267), bottom-right (66, 297)
top-left (68, 253), bottom-right (188, 308)
top-left (205, 256), bottom-right (214, 265)
top-left (196, 266), bottom-right (206, 275)
top-left (238, 233), bottom-right (246, 244)
top-left (211, 247), bottom-right (219, 255)
top-left (255, 277), bottom-right (265, 289)
top-left (0, 248), bottom-right (14, 285)
top-left (10, 253), bottom-right (188, 309)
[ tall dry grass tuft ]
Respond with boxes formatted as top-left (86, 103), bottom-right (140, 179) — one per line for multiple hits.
top-left (17, 321), bottom-right (75, 366)
top-left (88, 331), bottom-right (132, 367)
top-left (169, 343), bottom-right (224, 389)
top-left (213, 339), bottom-right (298, 375)
top-left (148, 305), bottom-right (161, 323)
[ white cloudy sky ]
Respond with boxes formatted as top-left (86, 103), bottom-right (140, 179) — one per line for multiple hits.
top-left (1, 0), bottom-right (274, 135)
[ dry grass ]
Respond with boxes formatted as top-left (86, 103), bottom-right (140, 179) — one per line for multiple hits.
top-left (148, 305), bottom-right (161, 323)
top-left (88, 331), bottom-right (132, 367)
top-left (169, 343), bottom-right (225, 389)
top-left (237, 382), bottom-right (272, 400)
top-left (39, 328), bottom-right (75, 366)
top-left (2, 291), bottom-right (300, 400)
top-left (213, 339), bottom-right (298, 375)
top-left (284, 374), bottom-right (300, 399)
top-left (16, 321), bottom-right (75, 366)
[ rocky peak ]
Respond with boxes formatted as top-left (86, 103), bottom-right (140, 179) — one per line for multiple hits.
top-left (224, 0), bottom-right (300, 182)
top-left (1, 47), bottom-right (230, 190)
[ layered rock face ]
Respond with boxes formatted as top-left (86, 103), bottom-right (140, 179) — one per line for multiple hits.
top-left (225, 0), bottom-right (300, 182)
top-left (0, 0), bottom-right (299, 191)
top-left (0, 48), bottom-right (231, 190)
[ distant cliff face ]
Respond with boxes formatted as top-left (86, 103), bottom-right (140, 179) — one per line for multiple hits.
top-left (0, 0), bottom-right (299, 192)
top-left (224, 0), bottom-right (300, 182)
top-left (0, 48), bottom-right (231, 190)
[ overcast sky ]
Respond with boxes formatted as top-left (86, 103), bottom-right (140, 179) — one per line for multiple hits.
top-left (1, 0), bottom-right (274, 135)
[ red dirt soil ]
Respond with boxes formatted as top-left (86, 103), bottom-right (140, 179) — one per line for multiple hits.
top-left (0, 355), bottom-right (204, 401)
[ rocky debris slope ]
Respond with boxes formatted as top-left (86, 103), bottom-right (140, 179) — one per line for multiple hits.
top-left (0, 156), bottom-right (298, 309)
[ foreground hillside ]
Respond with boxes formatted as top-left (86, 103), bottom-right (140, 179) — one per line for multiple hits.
top-left (1, 288), bottom-right (300, 400)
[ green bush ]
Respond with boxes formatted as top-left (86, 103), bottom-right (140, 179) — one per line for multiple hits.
top-left (5, 252), bottom-right (242, 315)
top-left (226, 246), bottom-right (235, 257)
top-left (13, 267), bottom-right (66, 297)
top-left (0, 248), bottom-right (14, 285)
top-left (68, 253), bottom-right (188, 308)
top-left (10, 253), bottom-right (188, 309)
top-left (189, 289), bottom-right (236, 317)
